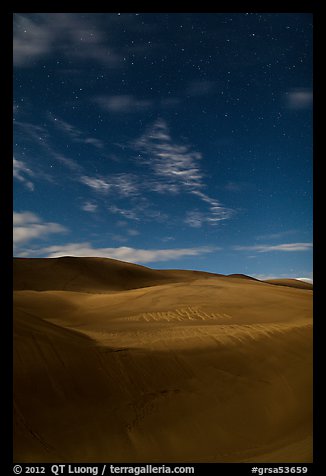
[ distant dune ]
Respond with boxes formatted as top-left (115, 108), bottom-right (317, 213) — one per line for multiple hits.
top-left (14, 257), bottom-right (312, 463)
top-left (13, 257), bottom-right (224, 293)
top-left (264, 279), bottom-right (313, 290)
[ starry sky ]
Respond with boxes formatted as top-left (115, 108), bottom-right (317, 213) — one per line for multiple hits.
top-left (13, 12), bottom-right (313, 281)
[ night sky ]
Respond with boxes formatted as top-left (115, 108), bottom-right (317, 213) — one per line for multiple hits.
top-left (13, 13), bottom-right (313, 281)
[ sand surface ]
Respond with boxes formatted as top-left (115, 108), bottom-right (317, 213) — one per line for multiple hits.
top-left (13, 257), bottom-right (313, 462)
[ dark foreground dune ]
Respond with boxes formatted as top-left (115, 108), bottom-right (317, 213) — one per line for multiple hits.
top-left (13, 257), bottom-right (313, 462)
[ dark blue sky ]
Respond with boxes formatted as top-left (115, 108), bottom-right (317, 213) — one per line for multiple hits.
top-left (13, 13), bottom-right (313, 281)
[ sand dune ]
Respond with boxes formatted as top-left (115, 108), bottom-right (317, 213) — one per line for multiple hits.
top-left (13, 257), bottom-right (223, 293)
top-left (264, 278), bottom-right (313, 290)
top-left (227, 273), bottom-right (259, 281)
top-left (14, 257), bottom-right (313, 463)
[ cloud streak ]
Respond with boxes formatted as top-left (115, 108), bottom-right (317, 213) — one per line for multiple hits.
top-left (24, 242), bottom-right (217, 263)
top-left (95, 95), bottom-right (153, 113)
top-left (13, 157), bottom-right (35, 191)
top-left (285, 88), bottom-right (313, 110)
top-left (234, 243), bottom-right (313, 252)
top-left (49, 115), bottom-right (104, 149)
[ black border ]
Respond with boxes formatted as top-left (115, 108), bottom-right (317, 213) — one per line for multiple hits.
top-left (7, 3), bottom-right (320, 473)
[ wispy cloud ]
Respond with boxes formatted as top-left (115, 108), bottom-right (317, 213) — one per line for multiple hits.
top-left (224, 181), bottom-right (244, 192)
top-left (80, 173), bottom-right (139, 197)
top-left (13, 211), bottom-right (68, 247)
top-left (127, 229), bottom-right (140, 236)
top-left (160, 97), bottom-right (182, 108)
top-left (285, 88), bottom-right (313, 110)
top-left (184, 211), bottom-right (207, 228)
top-left (108, 201), bottom-right (168, 223)
top-left (15, 119), bottom-right (85, 176)
top-left (81, 202), bottom-right (98, 213)
top-left (14, 120), bottom-right (49, 143)
top-left (14, 13), bottom-right (124, 68)
top-left (13, 15), bottom-right (53, 67)
top-left (256, 230), bottom-right (298, 241)
top-left (108, 206), bottom-right (141, 221)
top-left (79, 176), bottom-right (111, 193)
top-left (13, 157), bottom-right (35, 191)
top-left (50, 152), bottom-right (82, 172)
top-left (49, 115), bottom-right (104, 149)
top-left (190, 190), bottom-right (231, 224)
top-left (135, 119), bottom-right (233, 226)
top-left (184, 209), bottom-right (228, 228)
top-left (135, 119), bottom-right (203, 190)
top-left (234, 243), bottom-right (313, 252)
top-left (95, 95), bottom-right (153, 113)
top-left (24, 242), bottom-right (217, 263)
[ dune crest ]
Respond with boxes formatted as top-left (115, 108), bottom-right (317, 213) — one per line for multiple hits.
top-left (264, 278), bottom-right (313, 290)
top-left (14, 257), bottom-right (313, 463)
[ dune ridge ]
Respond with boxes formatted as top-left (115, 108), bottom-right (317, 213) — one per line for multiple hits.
top-left (14, 257), bottom-right (312, 291)
top-left (264, 278), bottom-right (313, 290)
top-left (14, 257), bottom-right (313, 462)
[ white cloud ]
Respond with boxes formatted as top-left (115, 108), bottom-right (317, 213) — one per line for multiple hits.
top-left (13, 157), bottom-right (35, 191)
top-left (27, 242), bottom-right (217, 263)
top-left (95, 95), bottom-right (152, 113)
top-left (80, 176), bottom-right (112, 193)
top-left (13, 211), bottom-right (40, 226)
top-left (296, 277), bottom-right (313, 284)
top-left (285, 88), bottom-right (313, 110)
top-left (234, 243), bottom-right (313, 252)
top-left (13, 211), bottom-right (67, 247)
top-left (81, 202), bottom-right (98, 212)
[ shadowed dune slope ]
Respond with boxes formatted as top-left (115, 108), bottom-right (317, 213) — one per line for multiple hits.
top-left (13, 257), bottom-right (223, 292)
top-left (227, 273), bottom-right (259, 281)
top-left (14, 257), bottom-right (313, 463)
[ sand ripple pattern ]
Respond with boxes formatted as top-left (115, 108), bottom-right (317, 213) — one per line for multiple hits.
top-left (124, 306), bottom-right (233, 322)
